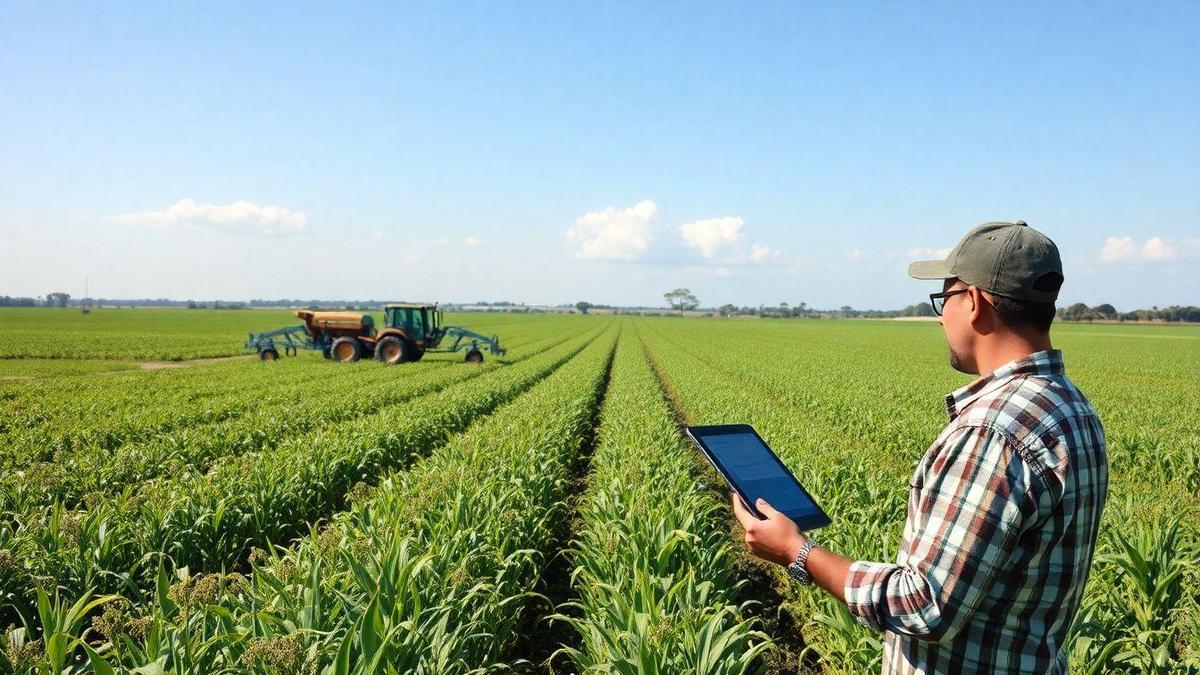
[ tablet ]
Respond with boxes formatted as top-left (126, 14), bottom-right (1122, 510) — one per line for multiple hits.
top-left (686, 424), bottom-right (831, 531)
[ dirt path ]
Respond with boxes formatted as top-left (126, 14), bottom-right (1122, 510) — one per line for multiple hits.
top-left (137, 354), bottom-right (256, 370)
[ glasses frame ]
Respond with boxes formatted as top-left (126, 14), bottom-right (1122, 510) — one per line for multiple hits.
top-left (929, 289), bottom-right (968, 316)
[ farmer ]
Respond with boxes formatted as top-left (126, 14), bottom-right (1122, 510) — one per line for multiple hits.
top-left (733, 221), bottom-right (1108, 673)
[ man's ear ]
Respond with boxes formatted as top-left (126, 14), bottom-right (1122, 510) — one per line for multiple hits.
top-left (967, 286), bottom-right (995, 333)
top-left (966, 286), bottom-right (984, 326)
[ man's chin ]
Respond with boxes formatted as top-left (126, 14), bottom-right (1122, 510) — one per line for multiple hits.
top-left (949, 351), bottom-right (977, 375)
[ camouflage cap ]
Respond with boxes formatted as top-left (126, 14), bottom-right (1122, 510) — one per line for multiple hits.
top-left (908, 221), bottom-right (1064, 303)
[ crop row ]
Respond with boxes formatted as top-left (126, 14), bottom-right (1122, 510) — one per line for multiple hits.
top-left (0, 358), bottom-right (359, 460)
top-left (640, 319), bottom-right (1200, 672)
top-left (0, 324), bottom-right (608, 626)
top-left (0, 329), bottom-right (582, 513)
top-left (552, 327), bottom-right (769, 672)
top-left (64, 322), bottom-right (619, 673)
top-left (0, 319), bottom-right (565, 466)
top-left (638, 323), bottom-right (890, 671)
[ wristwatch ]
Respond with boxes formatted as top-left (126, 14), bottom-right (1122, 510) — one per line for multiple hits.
top-left (787, 538), bottom-right (815, 585)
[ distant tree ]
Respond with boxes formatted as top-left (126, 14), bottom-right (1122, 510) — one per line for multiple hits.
top-left (186, 300), bottom-right (199, 309)
top-left (575, 301), bottom-right (592, 315)
top-left (900, 302), bottom-right (935, 317)
top-left (0, 296), bottom-right (37, 307)
top-left (840, 305), bottom-right (853, 318)
top-left (718, 303), bottom-right (738, 317)
top-left (664, 288), bottom-right (699, 315)
top-left (46, 292), bottom-right (71, 307)
top-left (1066, 302), bottom-right (1093, 321)
top-left (1094, 303), bottom-right (1118, 319)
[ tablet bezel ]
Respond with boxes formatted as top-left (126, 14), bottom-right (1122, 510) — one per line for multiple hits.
top-left (685, 423), bottom-right (831, 531)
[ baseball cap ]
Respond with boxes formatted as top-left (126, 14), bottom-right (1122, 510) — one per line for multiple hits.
top-left (908, 221), bottom-right (1064, 303)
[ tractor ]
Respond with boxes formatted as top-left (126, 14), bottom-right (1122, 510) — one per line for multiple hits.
top-left (245, 303), bottom-right (506, 364)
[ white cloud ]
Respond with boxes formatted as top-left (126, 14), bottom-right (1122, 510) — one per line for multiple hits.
top-left (1139, 236), bottom-right (1176, 261)
top-left (567, 200), bottom-right (657, 260)
top-left (113, 198), bottom-right (307, 236)
top-left (907, 246), bottom-right (953, 258)
top-left (403, 253), bottom-right (422, 264)
top-left (749, 243), bottom-right (780, 263)
top-left (464, 236), bottom-right (480, 247)
top-left (849, 248), bottom-right (863, 261)
top-left (680, 216), bottom-right (744, 258)
top-left (1098, 235), bottom-right (1193, 264)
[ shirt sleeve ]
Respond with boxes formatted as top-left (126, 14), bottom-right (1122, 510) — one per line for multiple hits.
top-left (842, 425), bottom-right (1042, 643)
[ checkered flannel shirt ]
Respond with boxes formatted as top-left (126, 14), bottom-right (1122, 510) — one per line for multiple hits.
top-left (844, 350), bottom-right (1108, 673)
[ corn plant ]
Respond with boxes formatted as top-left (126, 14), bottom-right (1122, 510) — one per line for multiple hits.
top-left (86, 324), bottom-right (618, 672)
top-left (2, 310), bottom-right (1196, 672)
top-left (551, 330), bottom-right (770, 673)
top-left (1, 327), bottom-right (579, 514)
top-left (0, 326), bottom-right (606, 627)
top-left (638, 317), bottom-right (1200, 671)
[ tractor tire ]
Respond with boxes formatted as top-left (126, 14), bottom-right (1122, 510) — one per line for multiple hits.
top-left (465, 348), bottom-right (484, 364)
top-left (322, 345), bottom-right (333, 360)
top-left (330, 337), bottom-right (362, 363)
top-left (259, 348), bottom-right (280, 362)
top-left (374, 336), bottom-right (411, 365)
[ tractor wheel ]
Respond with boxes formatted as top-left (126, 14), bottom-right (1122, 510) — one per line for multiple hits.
top-left (330, 337), bottom-right (362, 363)
top-left (259, 348), bottom-right (280, 362)
top-left (465, 349), bottom-right (484, 364)
top-left (374, 336), bottom-right (411, 365)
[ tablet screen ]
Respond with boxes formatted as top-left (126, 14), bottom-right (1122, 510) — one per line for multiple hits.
top-left (701, 429), bottom-right (825, 522)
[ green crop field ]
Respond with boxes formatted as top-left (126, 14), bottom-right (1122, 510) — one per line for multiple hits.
top-left (0, 310), bottom-right (1196, 673)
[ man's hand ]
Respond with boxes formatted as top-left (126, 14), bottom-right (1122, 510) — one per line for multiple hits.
top-left (731, 493), bottom-right (807, 567)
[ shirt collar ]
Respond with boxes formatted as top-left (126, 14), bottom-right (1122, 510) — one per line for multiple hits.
top-left (944, 349), bottom-right (1064, 419)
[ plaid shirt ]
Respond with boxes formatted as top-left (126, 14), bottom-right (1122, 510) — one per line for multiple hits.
top-left (844, 350), bottom-right (1108, 674)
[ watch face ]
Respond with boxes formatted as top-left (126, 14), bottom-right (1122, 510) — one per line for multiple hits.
top-left (788, 563), bottom-right (809, 585)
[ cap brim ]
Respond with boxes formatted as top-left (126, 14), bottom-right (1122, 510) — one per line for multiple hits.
top-left (907, 259), bottom-right (955, 280)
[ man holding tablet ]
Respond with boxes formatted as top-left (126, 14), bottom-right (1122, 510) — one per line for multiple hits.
top-left (724, 222), bottom-right (1108, 673)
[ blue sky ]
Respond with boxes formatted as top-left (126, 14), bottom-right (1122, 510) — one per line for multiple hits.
top-left (2, 2), bottom-right (1197, 310)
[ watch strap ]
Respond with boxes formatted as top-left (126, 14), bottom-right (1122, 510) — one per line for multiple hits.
top-left (788, 539), bottom-right (815, 585)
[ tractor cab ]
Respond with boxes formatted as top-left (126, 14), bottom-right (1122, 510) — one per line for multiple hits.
top-left (383, 303), bottom-right (443, 344)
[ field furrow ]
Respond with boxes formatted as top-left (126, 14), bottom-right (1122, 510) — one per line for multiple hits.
top-left (0, 319), bottom-right (567, 467)
top-left (0, 328), bottom-right (586, 511)
top-left (545, 323), bottom-right (770, 672)
top-left (0, 323), bottom-right (609, 623)
top-left (77, 322), bottom-right (619, 673)
top-left (1, 312), bottom-right (1195, 673)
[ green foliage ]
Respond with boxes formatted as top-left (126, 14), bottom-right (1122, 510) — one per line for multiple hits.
top-left (552, 331), bottom-right (770, 672)
top-left (1, 322), bottom-right (600, 624)
top-left (1, 315), bottom-right (1195, 671)
top-left (639, 317), bottom-right (1200, 671)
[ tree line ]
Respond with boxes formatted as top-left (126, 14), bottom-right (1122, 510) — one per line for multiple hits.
top-left (645, 288), bottom-right (1199, 322)
top-left (4, 291), bottom-right (1198, 323)
top-left (1057, 302), bottom-right (1200, 323)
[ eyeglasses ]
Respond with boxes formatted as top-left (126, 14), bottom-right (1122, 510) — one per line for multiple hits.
top-left (929, 289), bottom-right (968, 316)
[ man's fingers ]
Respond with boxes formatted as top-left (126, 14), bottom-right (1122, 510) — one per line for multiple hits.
top-left (755, 498), bottom-right (780, 517)
top-left (730, 493), bottom-right (756, 528)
